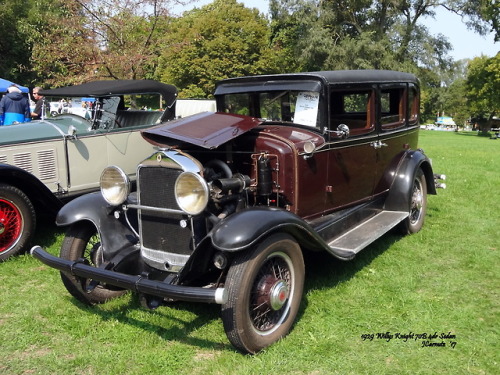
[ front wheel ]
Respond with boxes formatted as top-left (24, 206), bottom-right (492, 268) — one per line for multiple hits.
top-left (0, 184), bottom-right (36, 261)
top-left (400, 168), bottom-right (427, 234)
top-left (221, 234), bottom-right (305, 353)
top-left (60, 222), bottom-right (127, 305)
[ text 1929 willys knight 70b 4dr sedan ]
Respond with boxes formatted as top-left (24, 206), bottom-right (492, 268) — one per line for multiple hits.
top-left (33, 70), bottom-right (445, 353)
top-left (0, 80), bottom-right (177, 261)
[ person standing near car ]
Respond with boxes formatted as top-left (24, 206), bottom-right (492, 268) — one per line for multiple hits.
top-left (31, 87), bottom-right (48, 120)
top-left (0, 85), bottom-right (31, 125)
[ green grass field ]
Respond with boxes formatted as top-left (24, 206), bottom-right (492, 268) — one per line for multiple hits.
top-left (0, 130), bottom-right (498, 375)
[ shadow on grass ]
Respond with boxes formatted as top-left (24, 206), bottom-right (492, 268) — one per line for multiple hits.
top-left (68, 288), bottom-right (232, 352)
top-left (455, 131), bottom-right (497, 138)
top-left (62, 231), bottom-right (403, 353)
top-left (32, 221), bottom-right (65, 250)
top-left (295, 233), bottom-right (403, 318)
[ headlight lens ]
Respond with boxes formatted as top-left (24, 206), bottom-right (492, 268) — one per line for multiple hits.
top-left (100, 166), bottom-right (130, 205)
top-left (175, 172), bottom-right (209, 215)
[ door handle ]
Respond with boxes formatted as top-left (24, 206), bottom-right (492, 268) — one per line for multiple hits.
top-left (370, 141), bottom-right (387, 149)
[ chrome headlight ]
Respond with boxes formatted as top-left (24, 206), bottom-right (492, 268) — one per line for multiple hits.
top-left (174, 172), bottom-right (209, 215)
top-left (100, 166), bottom-right (130, 205)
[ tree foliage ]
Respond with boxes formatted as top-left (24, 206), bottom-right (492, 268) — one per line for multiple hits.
top-left (27, 0), bottom-right (176, 86)
top-left (268, 0), bottom-right (456, 73)
top-left (0, 0), bottom-right (497, 125)
top-left (466, 53), bottom-right (500, 127)
top-left (157, 0), bottom-right (279, 98)
top-left (0, 0), bottom-right (41, 83)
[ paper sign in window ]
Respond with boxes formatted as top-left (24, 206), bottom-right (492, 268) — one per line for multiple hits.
top-left (294, 92), bottom-right (319, 126)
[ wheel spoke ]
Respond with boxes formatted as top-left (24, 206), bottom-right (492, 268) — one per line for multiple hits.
top-left (249, 254), bottom-right (292, 332)
top-left (0, 199), bottom-right (22, 251)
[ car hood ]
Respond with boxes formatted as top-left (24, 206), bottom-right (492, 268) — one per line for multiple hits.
top-left (142, 112), bottom-right (262, 149)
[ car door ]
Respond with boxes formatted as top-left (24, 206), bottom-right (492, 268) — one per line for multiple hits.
top-left (65, 128), bottom-right (109, 194)
top-left (373, 83), bottom-right (420, 195)
top-left (325, 88), bottom-right (378, 211)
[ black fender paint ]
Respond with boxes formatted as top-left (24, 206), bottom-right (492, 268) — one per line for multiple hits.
top-left (384, 149), bottom-right (436, 212)
top-left (56, 192), bottom-right (139, 261)
top-left (0, 164), bottom-right (63, 217)
top-left (208, 206), bottom-right (350, 259)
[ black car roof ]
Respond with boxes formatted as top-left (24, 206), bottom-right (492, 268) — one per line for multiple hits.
top-left (40, 79), bottom-right (178, 106)
top-left (216, 70), bottom-right (419, 92)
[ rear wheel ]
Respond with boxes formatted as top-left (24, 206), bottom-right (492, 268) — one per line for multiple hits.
top-left (400, 168), bottom-right (427, 234)
top-left (0, 184), bottom-right (36, 261)
top-left (221, 234), bottom-right (305, 353)
top-left (60, 222), bottom-right (127, 304)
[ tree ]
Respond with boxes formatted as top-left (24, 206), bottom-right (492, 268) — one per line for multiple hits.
top-left (29, 0), bottom-right (175, 86)
top-left (466, 53), bottom-right (500, 131)
top-left (0, 0), bottom-right (38, 83)
top-left (446, 0), bottom-right (500, 42)
top-left (268, 0), bottom-right (454, 72)
top-left (157, 0), bottom-right (279, 98)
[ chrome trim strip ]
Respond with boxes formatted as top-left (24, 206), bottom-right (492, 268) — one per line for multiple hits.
top-left (127, 203), bottom-right (184, 215)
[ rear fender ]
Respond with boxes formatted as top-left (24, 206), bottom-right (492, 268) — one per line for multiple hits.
top-left (57, 192), bottom-right (139, 261)
top-left (384, 149), bottom-right (435, 212)
top-left (0, 164), bottom-right (62, 217)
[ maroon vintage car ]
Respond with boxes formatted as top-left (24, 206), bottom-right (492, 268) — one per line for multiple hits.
top-left (32, 70), bottom-right (444, 353)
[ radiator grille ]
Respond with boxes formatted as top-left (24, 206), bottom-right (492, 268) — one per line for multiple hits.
top-left (138, 166), bottom-right (193, 255)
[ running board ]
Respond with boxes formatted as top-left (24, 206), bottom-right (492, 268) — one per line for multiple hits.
top-left (328, 211), bottom-right (408, 258)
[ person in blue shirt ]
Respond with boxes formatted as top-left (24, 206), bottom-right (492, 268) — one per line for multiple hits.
top-left (0, 85), bottom-right (31, 125)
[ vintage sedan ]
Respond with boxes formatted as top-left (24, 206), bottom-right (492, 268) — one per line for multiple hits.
top-left (0, 80), bottom-right (177, 261)
top-left (32, 70), bottom-right (444, 353)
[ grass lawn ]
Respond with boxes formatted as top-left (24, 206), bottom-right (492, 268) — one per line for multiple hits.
top-left (0, 130), bottom-right (498, 375)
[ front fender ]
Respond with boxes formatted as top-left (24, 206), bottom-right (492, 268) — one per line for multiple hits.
top-left (210, 206), bottom-right (328, 253)
top-left (384, 149), bottom-right (435, 212)
top-left (57, 192), bottom-right (138, 261)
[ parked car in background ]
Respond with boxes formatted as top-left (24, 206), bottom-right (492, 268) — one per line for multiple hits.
top-left (0, 79), bottom-right (177, 261)
top-left (32, 70), bottom-right (445, 353)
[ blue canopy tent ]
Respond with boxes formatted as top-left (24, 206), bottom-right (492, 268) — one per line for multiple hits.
top-left (0, 78), bottom-right (29, 94)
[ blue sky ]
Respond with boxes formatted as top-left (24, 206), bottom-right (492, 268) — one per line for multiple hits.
top-left (174, 0), bottom-right (498, 61)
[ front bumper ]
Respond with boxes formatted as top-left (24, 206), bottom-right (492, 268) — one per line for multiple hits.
top-left (31, 246), bottom-right (227, 304)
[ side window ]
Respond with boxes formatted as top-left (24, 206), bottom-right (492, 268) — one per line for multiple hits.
top-left (221, 94), bottom-right (251, 116)
top-left (408, 85), bottom-right (419, 125)
top-left (330, 89), bottom-right (375, 136)
top-left (380, 86), bottom-right (405, 130)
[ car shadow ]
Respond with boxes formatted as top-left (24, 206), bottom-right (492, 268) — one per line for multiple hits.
top-left (295, 233), bottom-right (403, 321)
top-left (64, 232), bottom-right (402, 352)
top-left (68, 295), bottom-right (232, 352)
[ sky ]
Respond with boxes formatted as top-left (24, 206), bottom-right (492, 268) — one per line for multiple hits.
top-left (174, 0), bottom-right (498, 61)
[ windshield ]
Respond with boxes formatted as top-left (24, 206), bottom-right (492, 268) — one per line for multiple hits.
top-left (220, 90), bottom-right (320, 127)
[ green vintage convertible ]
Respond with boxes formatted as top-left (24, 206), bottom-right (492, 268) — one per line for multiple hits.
top-left (0, 80), bottom-right (177, 261)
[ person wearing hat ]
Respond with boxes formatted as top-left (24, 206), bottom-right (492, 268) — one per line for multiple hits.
top-left (0, 84), bottom-right (31, 125)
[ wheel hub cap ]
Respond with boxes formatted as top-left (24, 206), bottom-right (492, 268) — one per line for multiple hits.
top-left (413, 192), bottom-right (423, 210)
top-left (269, 280), bottom-right (290, 310)
top-left (256, 275), bottom-right (290, 311)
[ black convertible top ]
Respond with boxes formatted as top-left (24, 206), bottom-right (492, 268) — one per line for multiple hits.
top-left (40, 80), bottom-right (177, 106)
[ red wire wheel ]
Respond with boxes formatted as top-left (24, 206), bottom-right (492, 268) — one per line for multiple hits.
top-left (0, 184), bottom-right (36, 261)
top-left (0, 198), bottom-right (23, 253)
